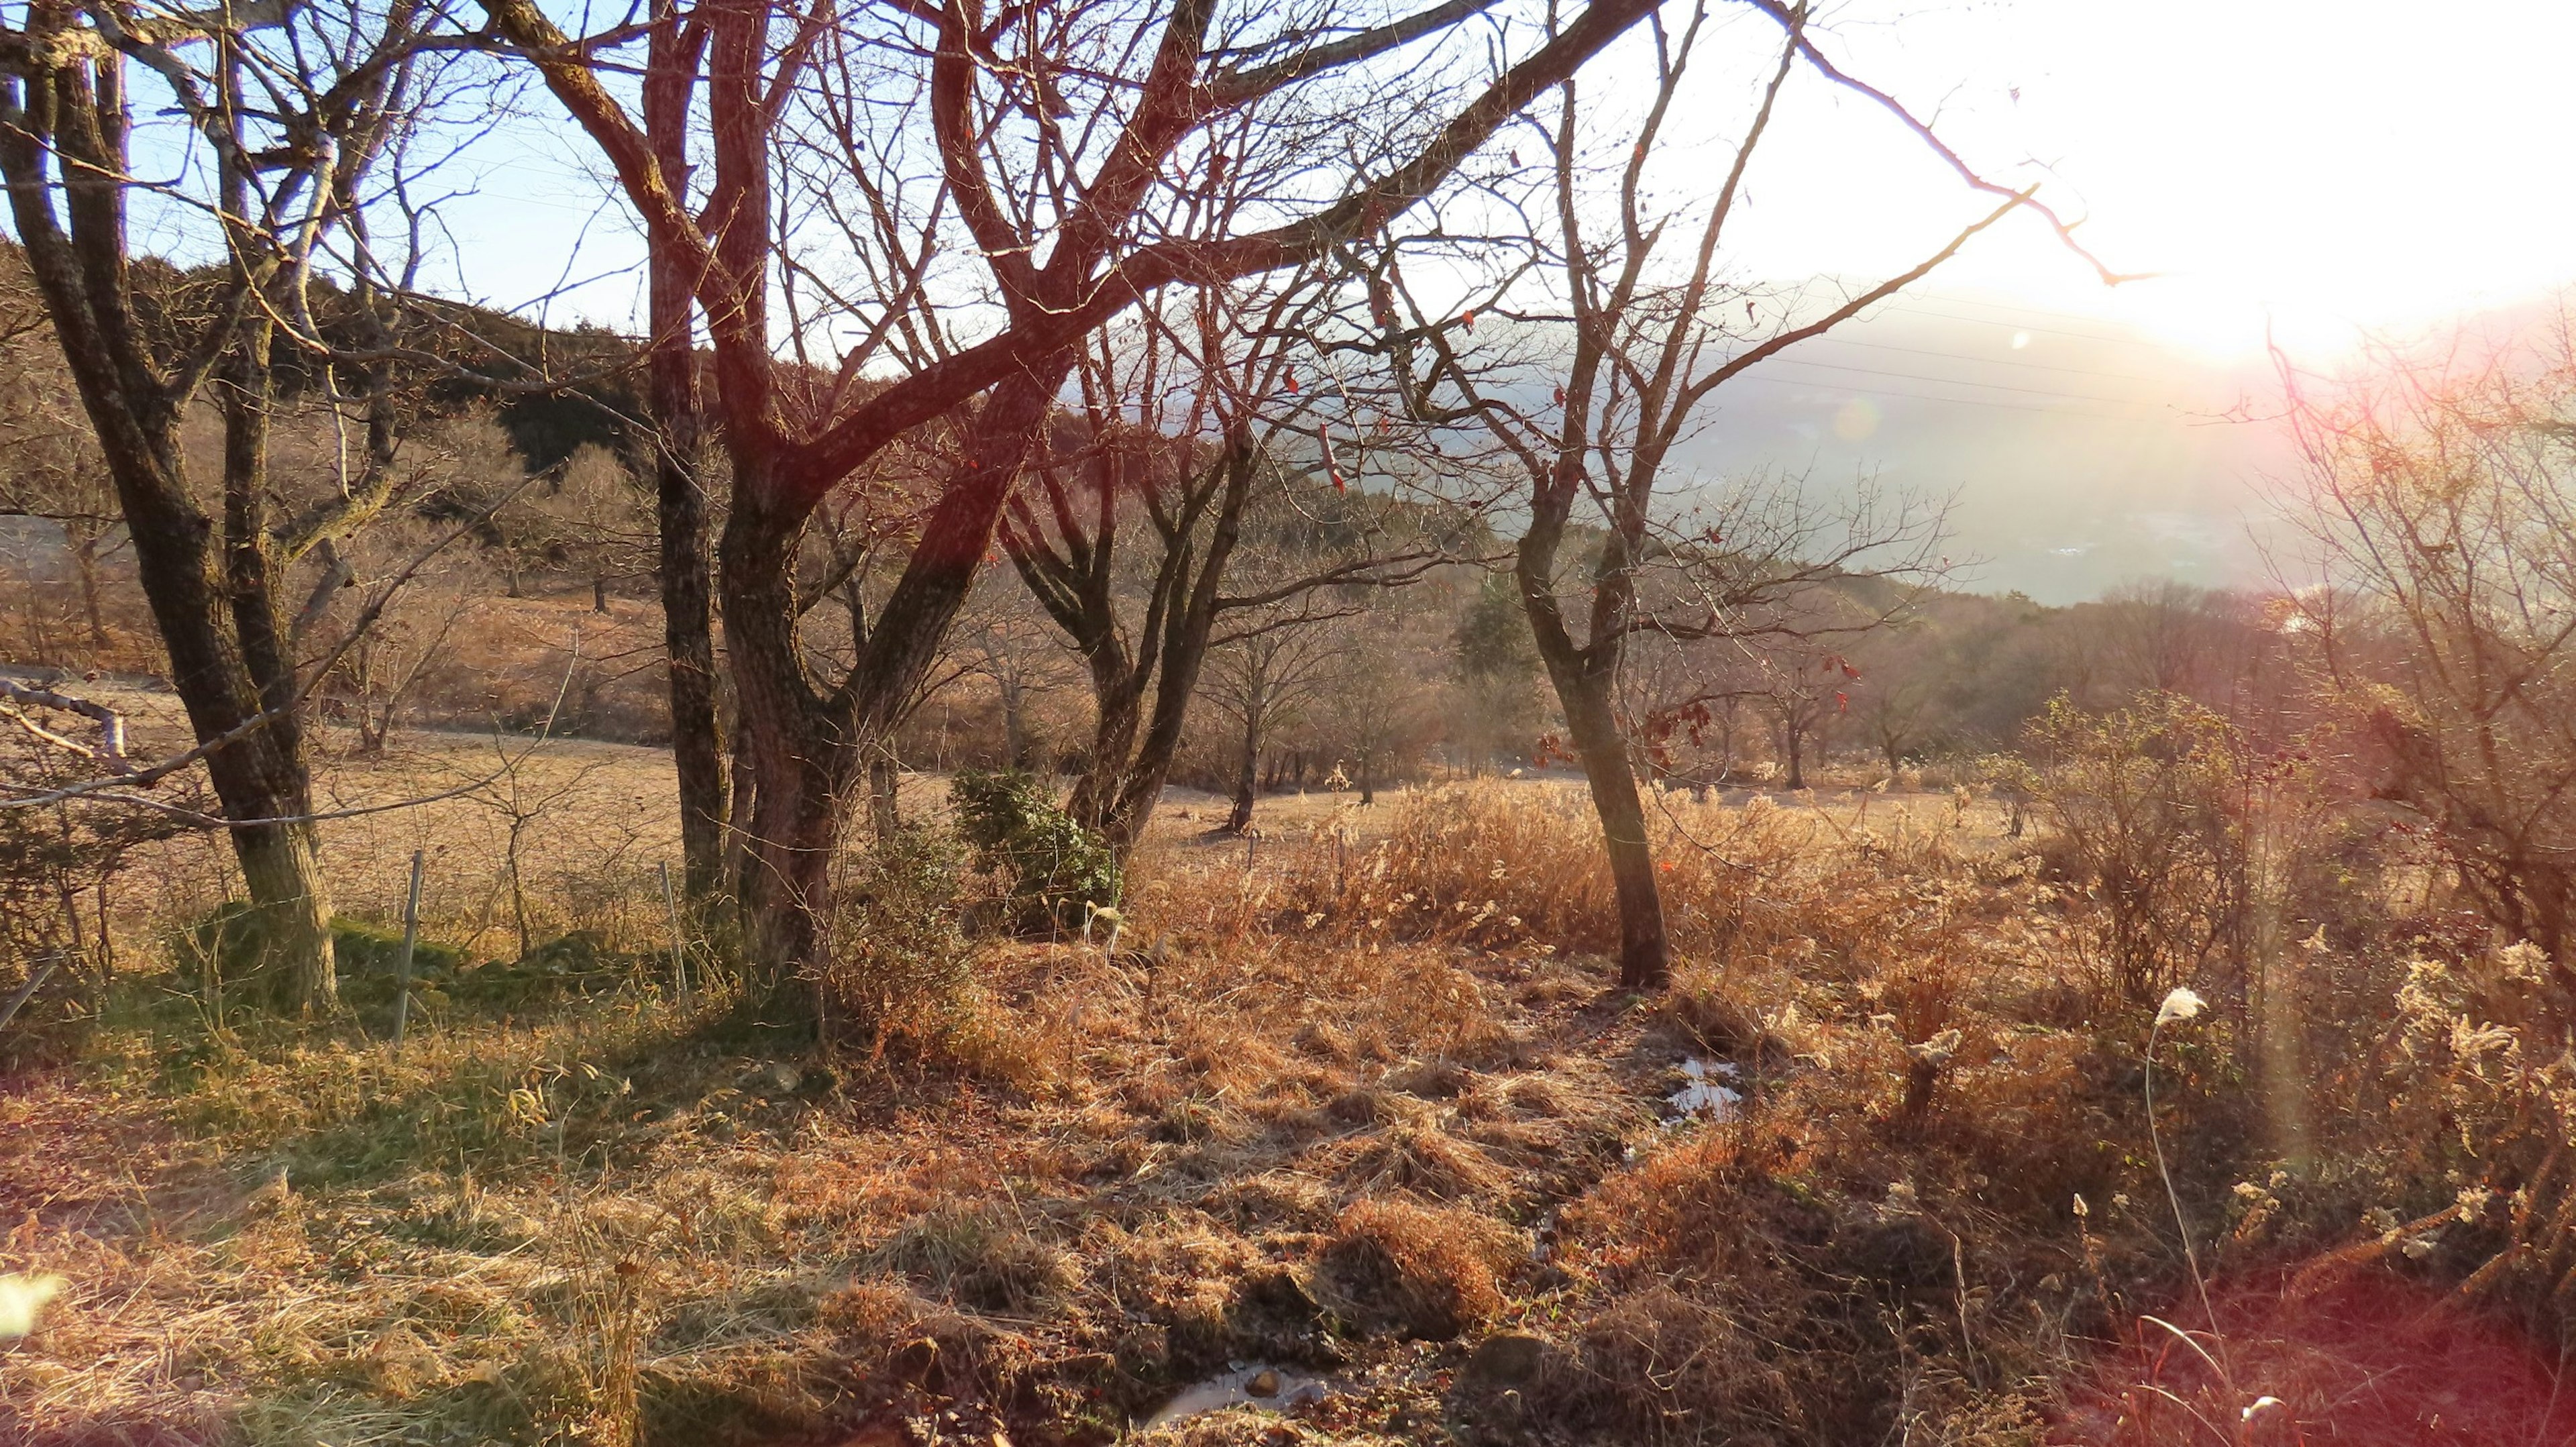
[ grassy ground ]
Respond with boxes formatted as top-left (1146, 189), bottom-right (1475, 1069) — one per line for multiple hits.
top-left (5, 714), bottom-right (2567, 1446)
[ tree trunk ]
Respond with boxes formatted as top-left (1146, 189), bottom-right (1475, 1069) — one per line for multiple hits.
top-left (69, 526), bottom-right (111, 655)
top-left (716, 356), bottom-right (1073, 990)
top-left (592, 571), bottom-right (610, 613)
top-left (1228, 694), bottom-right (1264, 833)
top-left (1067, 651), bottom-right (1144, 833)
top-left (641, 16), bottom-right (731, 908)
top-left (1560, 672), bottom-right (1669, 988)
top-left (867, 753), bottom-right (900, 839)
top-left (722, 474), bottom-right (855, 989)
top-left (216, 313), bottom-right (341, 1013)
top-left (231, 818), bottom-right (335, 1006)
top-left (1784, 720), bottom-right (1806, 790)
top-left (658, 431), bottom-right (730, 902)
top-left (1000, 674), bottom-right (1030, 769)
top-left (724, 700), bottom-right (758, 902)
top-left (40, 368), bottom-right (343, 1011)
top-left (1517, 496), bottom-right (1671, 989)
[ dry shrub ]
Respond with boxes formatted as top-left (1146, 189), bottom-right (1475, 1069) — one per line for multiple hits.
top-left (1553, 1285), bottom-right (1813, 1445)
top-left (2304, 939), bottom-right (2576, 1324)
top-left (1321, 1097), bottom-right (1512, 1201)
top-left (1085, 1213), bottom-right (1337, 1375)
top-left (1926, 1029), bottom-right (2126, 1220)
top-left (1268, 783), bottom-right (1974, 985)
top-left (818, 824), bottom-right (983, 1054)
top-left (1314, 1197), bottom-right (1519, 1340)
top-left (1658, 959), bottom-right (1766, 1057)
top-left (1093, 1215), bottom-right (1254, 1358)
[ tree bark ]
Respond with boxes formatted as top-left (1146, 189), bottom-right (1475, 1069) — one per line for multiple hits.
top-left (720, 469), bottom-right (851, 984)
top-left (1559, 667), bottom-right (1669, 988)
top-left (719, 358), bottom-right (1071, 987)
top-left (867, 753), bottom-right (900, 840)
top-left (643, 0), bottom-right (730, 906)
top-left (69, 525), bottom-right (111, 654)
top-left (1228, 690), bottom-right (1264, 834)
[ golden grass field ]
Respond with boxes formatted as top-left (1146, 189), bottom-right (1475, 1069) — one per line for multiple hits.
top-left (3, 691), bottom-right (2560, 1447)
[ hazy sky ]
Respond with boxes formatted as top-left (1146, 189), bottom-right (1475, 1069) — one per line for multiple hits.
top-left (1711, 0), bottom-right (2576, 357)
top-left (435, 0), bottom-right (2569, 600)
top-left (460, 0), bottom-right (2576, 345)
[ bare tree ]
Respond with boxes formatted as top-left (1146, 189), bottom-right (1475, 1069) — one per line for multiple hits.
top-left (1451, 566), bottom-right (1547, 775)
top-left (1847, 621), bottom-right (1940, 780)
top-left (1001, 275), bottom-right (1442, 859)
top-left (0, 0), bottom-right (490, 1011)
top-left (1362, 1), bottom-right (2112, 985)
top-left (0, 253), bottom-right (125, 659)
top-left (476, 0), bottom-right (1674, 983)
top-left (953, 571), bottom-right (1071, 771)
top-left (2286, 314), bottom-right (2576, 981)
top-left (1327, 596), bottom-right (1441, 804)
top-left (524, 443), bottom-right (654, 613)
top-left (1203, 600), bottom-right (1348, 834)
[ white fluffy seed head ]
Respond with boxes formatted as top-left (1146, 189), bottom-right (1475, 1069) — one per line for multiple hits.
top-left (0, 1273), bottom-right (63, 1340)
top-left (2156, 987), bottom-right (2207, 1026)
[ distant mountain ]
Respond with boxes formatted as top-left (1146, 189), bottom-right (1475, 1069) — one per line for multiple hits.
top-left (1657, 297), bottom-right (2292, 603)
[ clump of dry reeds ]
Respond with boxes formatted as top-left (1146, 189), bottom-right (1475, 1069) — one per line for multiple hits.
top-left (1315, 1198), bottom-right (1519, 1341)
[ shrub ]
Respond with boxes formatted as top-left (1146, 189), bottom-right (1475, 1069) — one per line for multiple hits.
top-left (949, 769), bottom-right (1118, 934)
top-left (2006, 694), bottom-right (2249, 1006)
top-left (820, 822), bottom-right (979, 1047)
top-left (1314, 1198), bottom-right (1517, 1340)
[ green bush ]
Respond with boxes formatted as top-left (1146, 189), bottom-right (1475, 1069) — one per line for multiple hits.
top-left (949, 769), bottom-right (1119, 934)
top-left (822, 822), bottom-right (978, 1046)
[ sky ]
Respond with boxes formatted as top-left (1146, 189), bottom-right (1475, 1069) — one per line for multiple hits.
top-left (1653, 0), bottom-right (2576, 355)
top-left (427, 0), bottom-right (2576, 600)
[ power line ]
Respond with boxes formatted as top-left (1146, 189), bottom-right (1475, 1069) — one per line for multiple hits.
top-left (1723, 371), bottom-right (2162, 423)
top-left (1906, 290), bottom-right (2186, 337)
top-left (1794, 333), bottom-right (2167, 386)
top-left (1873, 302), bottom-right (2173, 350)
top-left (1755, 354), bottom-right (2173, 409)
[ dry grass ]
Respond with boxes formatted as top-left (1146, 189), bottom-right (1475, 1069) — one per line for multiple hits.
top-left (0, 761), bottom-right (2551, 1446)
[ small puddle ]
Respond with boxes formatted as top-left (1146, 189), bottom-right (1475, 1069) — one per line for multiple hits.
top-left (1144, 1362), bottom-right (1333, 1430)
top-left (1666, 1058), bottom-right (1742, 1121)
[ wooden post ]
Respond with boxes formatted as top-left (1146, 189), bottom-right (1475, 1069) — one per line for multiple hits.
top-left (0, 953), bottom-right (62, 1035)
top-left (659, 861), bottom-right (689, 1007)
top-left (391, 850), bottom-right (425, 1052)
